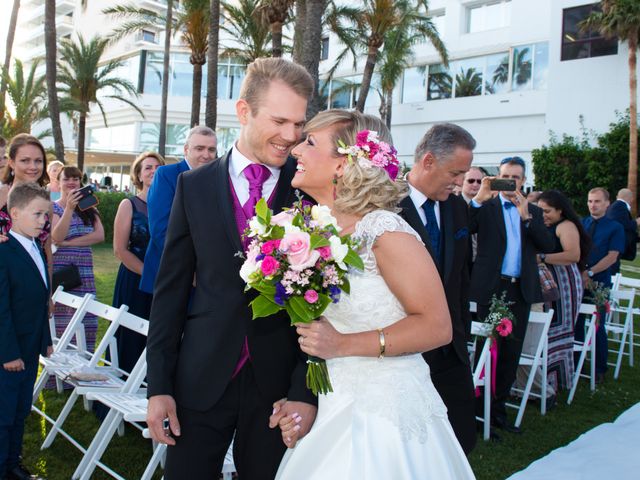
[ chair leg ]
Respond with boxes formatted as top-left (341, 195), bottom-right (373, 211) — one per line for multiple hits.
top-left (141, 444), bottom-right (166, 480)
top-left (568, 344), bottom-right (587, 405)
top-left (483, 353), bottom-right (491, 440)
top-left (41, 390), bottom-right (79, 449)
top-left (630, 315), bottom-right (634, 367)
top-left (541, 345), bottom-right (548, 416)
top-left (590, 331), bottom-right (596, 391)
top-left (614, 323), bottom-right (629, 380)
top-left (73, 409), bottom-right (123, 480)
top-left (514, 358), bottom-right (538, 428)
top-left (32, 370), bottom-right (50, 404)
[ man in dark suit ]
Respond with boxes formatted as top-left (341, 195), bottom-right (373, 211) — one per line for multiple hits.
top-left (399, 123), bottom-right (477, 454)
top-left (606, 188), bottom-right (639, 273)
top-left (0, 183), bottom-right (52, 480)
top-left (139, 126), bottom-right (217, 294)
top-left (470, 156), bottom-right (555, 433)
top-left (145, 58), bottom-right (317, 479)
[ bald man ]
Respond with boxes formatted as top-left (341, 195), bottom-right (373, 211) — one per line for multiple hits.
top-left (606, 188), bottom-right (640, 273)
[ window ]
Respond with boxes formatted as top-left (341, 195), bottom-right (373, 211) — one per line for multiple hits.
top-left (141, 30), bottom-right (156, 43)
top-left (321, 37), bottom-right (329, 61)
top-left (484, 52), bottom-right (509, 94)
top-left (561, 3), bottom-right (618, 61)
top-left (453, 57), bottom-right (484, 98)
top-left (427, 64), bottom-right (452, 100)
top-left (140, 123), bottom-right (190, 155)
top-left (466, 1), bottom-right (511, 33)
top-left (431, 11), bottom-right (445, 37)
top-left (402, 66), bottom-right (427, 103)
top-left (217, 57), bottom-right (247, 100)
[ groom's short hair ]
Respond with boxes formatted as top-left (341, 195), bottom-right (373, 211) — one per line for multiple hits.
top-left (240, 58), bottom-right (314, 113)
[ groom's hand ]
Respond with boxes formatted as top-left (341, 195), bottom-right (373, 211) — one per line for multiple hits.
top-left (147, 394), bottom-right (181, 445)
top-left (269, 399), bottom-right (317, 448)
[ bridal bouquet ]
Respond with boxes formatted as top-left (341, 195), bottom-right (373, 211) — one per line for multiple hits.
top-left (483, 292), bottom-right (516, 339)
top-left (239, 197), bottom-right (364, 395)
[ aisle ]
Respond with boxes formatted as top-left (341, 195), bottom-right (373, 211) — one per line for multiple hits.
top-left (508, 402), bottom-right (640, 480)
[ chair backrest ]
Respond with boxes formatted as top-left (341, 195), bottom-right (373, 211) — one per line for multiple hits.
top-left (614, 274), bottom-right (640, 290)
top-left (84, 299), bottom-right (129, 369)
top-left (469, 301), bottom-right (478, 314)
top-left (51, 287), bottom-right (94, 353)
top-left (118, 311), bottom-right (149, 337)
top-left (521, 309), bottom-right (554, 357)
top-left (579, 303), bottom-right (597, 316)
top-left (471, 320), bottom-right (491, 337)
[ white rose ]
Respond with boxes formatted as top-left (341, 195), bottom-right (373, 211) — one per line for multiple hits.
top-left (329, 236), bottom-right (349, 270)
top-left (248, 217), bottom-right (267, 237)
top-left (240, 259), bottom-right (261, 283)
top-left (284, 223), bottom-right (302, 234)
top-left (311, 205), bottom-right (338, 228)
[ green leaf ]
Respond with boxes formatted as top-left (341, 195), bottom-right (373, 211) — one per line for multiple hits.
top-left (340, 277), bottom-right (350, 295)
top-left (310, 234), bottom-right (330, 250)
top-left (253, 280), bottom-right (276, 296)
top-left (270, 225), bottom-right (285, 239)
top-left (287, 296), bottom-right (317, 324)
top-left (314, 293), bottom-right (332, 315)
top-left (250, 294), bottom-right (282, 319)
top-left (285, 301), bottom-right (308, 325)
top-left (292, 213), bottom-right (305, 228)
top-left (344, 248), bottom-right (364, 270)
top-left (255, 198), bottom-right (270, 224)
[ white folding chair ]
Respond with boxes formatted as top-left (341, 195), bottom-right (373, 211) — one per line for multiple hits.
top-left (605, 289), bottom-right (636, 379)
top-left (567, 303), bottom-right (598, 405)
top-left (612, 275), bottom-right (639, 367)
top-left (32, 287), bottom-right (94, 403)
top-left (470, 321), bottom-right (492, 441)
top-left (507, 309), bottom-right (554, 428)
top-left (39, 299), bottom-right (130, 450)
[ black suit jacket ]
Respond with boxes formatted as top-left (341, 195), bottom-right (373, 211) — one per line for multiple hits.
top-left (0, 235), bottom-right (51, 365)
top-left (146, 152), bottom-right (316, 411)
top-left (469, 196), bottom-right (555, 305)
top-left (399, 194), bottom-right (471, 368)
top-left (607, 199), bottom-right (638, 262)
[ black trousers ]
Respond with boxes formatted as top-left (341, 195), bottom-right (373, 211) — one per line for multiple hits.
top-left (164, 365), bottom-right (286, 480)
top-left (476, 279), bottom-right (531, 422)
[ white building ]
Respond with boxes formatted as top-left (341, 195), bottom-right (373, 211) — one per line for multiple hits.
top-left (10, 0), bottom-right (639, 188)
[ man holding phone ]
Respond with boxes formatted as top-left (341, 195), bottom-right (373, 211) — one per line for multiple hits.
top-left (469, 156), bottom-right (555, 433)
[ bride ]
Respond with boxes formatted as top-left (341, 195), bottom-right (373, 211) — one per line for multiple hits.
top-left (274, 110), bottom-right (475, 479)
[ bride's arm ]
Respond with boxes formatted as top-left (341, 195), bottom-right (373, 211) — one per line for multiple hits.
top-left (297, 231), bottom-right (452, 359)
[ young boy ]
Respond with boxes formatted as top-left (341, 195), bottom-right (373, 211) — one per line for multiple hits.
top-left (0, 183), bottom-right (52, 480)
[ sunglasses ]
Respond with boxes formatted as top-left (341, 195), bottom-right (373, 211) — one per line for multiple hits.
top-left (466, 178), bottom-right (482, 184)
top-left (500, 156), bottom-right (526, 168)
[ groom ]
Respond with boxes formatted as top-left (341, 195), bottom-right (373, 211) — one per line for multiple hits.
top-left (146, 58), bottom-right (317, 479)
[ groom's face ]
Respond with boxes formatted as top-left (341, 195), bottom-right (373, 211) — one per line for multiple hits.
top-left (236, 80), bottom-right (307, 168)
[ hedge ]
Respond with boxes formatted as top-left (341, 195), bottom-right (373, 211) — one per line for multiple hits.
top-left (95, 191), bottom-right (128, 244)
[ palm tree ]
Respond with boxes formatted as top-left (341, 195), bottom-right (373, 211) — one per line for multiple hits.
top-left (159, 0), bottom-right (174, 157)
top-left (298, 0), bottom-right (327, 118)
top-left (57, 35), bottom-right (144, 172)
top-left (292, 0), bottom-right (306, 63)
top-left (220, 0), bottom-right (272, 64)
top-left (45, 0), bottom-right (65, 162)
top-left (205, 0), bottom-right (220, 130)
top-left (455, 67), bottom-right (482, 97)
top-left (0, 59), bottom-right (49, 139)
top-left (328, 0), bottom-right (448, 112)
top-left (257, 0), bottom-right (295, 57)
top-left (103, 0), bottom-right (210, 128)
top-left (582, 0), bottom-right (640, 214)
top-left (0, 0), bottom-right (21, 127)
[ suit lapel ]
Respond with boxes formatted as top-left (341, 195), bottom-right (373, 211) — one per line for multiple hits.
top-left (493, 196), bottom-right (507, 242)
top-left (9, 236), bottom-right (47, 291)
top-left (271, 157), bottom-right (296, 213)
top-left (440, 198), bottom-right (454, 284)
top-left (398, 197), bottom-right (438, 269)
top-left (216, 150), bottom-right (244, 253)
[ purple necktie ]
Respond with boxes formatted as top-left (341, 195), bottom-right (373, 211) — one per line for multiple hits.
top-left (242, 163), bottom-right (271, 220)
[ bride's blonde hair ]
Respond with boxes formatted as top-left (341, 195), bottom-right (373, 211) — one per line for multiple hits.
top-left (303, 110), bottom-right (408, 216)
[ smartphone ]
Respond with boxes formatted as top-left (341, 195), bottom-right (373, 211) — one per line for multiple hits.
top-left (489, 178), bottom-right (517, 191)
top-left (76, 185), bottom-right (99, 211)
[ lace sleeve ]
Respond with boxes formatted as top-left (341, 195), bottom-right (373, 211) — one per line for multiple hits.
top-left (354, 210), bottom-right (423, 273)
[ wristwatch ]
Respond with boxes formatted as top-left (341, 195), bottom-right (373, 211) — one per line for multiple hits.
top-left (540, 253), bottom-right (546, 262)
top-left (587, 270), bottom-right (594, 278)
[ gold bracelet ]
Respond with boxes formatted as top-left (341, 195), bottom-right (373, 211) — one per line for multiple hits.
top-left (377, 328), bottom-right (386, 359)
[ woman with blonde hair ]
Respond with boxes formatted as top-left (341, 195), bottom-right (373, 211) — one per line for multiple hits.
top-left (47, 160), bottom-right (65, 201)
top-left (112, 151), bottom-right (164, 373)
top-left (275, 110), bottom-right (474, 479)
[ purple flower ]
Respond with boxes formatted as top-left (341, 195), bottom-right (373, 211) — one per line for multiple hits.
top-left (329, 285), bottom-right (341, 303)
top-left (275, 282), bottom-right (289, 306)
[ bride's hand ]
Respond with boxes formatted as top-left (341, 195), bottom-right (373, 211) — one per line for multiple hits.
top-left (295, 317), bottom-right (345, 359)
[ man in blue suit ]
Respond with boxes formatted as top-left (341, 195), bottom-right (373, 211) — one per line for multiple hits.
top-left (140, 126), bottom-right (217, 294)
top-left (0, 183), bottom-right (52, 480)
top-left (606, 188), bottom-right (639, 274)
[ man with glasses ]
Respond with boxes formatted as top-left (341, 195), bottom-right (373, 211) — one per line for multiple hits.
top-left (470, 156), bottom-right (555, 434)
top-left (461, 167), bottom-right (485, 205)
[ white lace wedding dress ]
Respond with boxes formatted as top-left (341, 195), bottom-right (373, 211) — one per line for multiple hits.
top-left (276, 210), bottom-right (475, 480)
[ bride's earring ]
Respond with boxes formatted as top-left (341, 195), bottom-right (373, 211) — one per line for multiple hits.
top-left (332, 175), bottom-right (338, 199)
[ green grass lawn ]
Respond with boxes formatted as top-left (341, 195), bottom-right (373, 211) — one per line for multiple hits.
top-left (22, 244), bottom-right (640, 479)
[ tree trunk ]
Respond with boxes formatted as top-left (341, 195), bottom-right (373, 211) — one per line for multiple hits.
top-left (386, 89), bottom-right (393, 129)
top-left (627, 33), bottom-right (638, 216)
top-left (45, 0), bottom-right (65, 162)
top-left (301, 0), bottom-right (325, 118)
top-left (355, 44), bottom-right (378, 112)
top-left (271, 22), bottom-right (283, 58)
top-left (159, 0), bottom-right (173, 157)
top-left (379, 88), bottom-right (392, 128)
top-left (77, 113), bottom-right (86, 172)
top-left (292, 0), bottom-right (306, 64)
top-left (205, 0), bottom-right (219, 131)
top-left (0, 0), bottom-right (20, 124)
top-left (190, 62), bottom-right (203, 127)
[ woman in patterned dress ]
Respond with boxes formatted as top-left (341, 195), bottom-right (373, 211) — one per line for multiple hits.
top-left (537, 190), bottom-right (591, 393)
top-left (51, 166), bottom-right (104, 356)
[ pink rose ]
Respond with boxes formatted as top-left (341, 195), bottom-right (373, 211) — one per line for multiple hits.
top-left (280, 231), bottom-right (320, 271)
top-left (317, 246), bottom-right (332, 260)
top-left (261, 239), bottom-right (281, 255)
top-left (261, 256), bottom-right (280, 276)
top-left (496, 318), bottom-right (513, 337)
top-left (304, 289), bottom-right (319, 304)
top-left (272, 211), bottom-right (295, 227)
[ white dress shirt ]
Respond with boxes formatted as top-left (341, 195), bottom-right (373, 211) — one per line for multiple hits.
top-left (408, 182), bottom-right (440, 228)
top-left (10, 230), bottom-right (48, 287)
top-left (228, 143), bottom-right (280, 205)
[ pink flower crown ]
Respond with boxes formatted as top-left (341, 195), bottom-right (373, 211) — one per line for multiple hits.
top-left (337, 130), bottom-right (400, 181)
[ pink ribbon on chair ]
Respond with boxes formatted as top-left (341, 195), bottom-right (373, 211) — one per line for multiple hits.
top-left (475, 338), bottom-right (498, 398)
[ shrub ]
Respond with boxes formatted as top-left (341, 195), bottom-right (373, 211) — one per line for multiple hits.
top-left (95, 191), bottom-right (128, 244)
